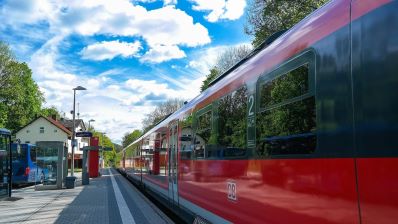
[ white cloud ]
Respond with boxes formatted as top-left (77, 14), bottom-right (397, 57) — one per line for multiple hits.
top-left (188, 42), bottom-right (251, 75)
top-left (190, 0), bottom-right (246, 22)
top-left (1, 0), bottom-right (211, 63)
top-left (27, 34), bottom-right (201, 141)
top-left (0, 0), bottom-right (56, 26)
top-left (0, 0), bottom-right (214, 141)
top-left (134, 0), bottom-right (176, 5)
top-left (188, 45), bottom-right (229, 74)
top-left (140, 45), bottom-right (186, 63)
top-left (81, 40), bottom-right (142, 61)
top-left (163, 0), bottom-right (177, 5)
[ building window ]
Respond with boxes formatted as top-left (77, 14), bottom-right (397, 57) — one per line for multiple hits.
top-left (40, 127), bottom-right (44, 133)
top-left (25, 141), bottom-right (30, 144)
top-left (54, 129), bottom-right (57, 133)
top-left (256, 60), bottom-right (316, 157)
top-left (26, 130), bottom-right (30, 133)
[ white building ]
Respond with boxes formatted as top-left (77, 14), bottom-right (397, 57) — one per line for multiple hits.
top-left (15, 116), bottom-right (90, 168)
top-left (15, 116), bottom-right (72, 146)
top-left (58, 118), bottom-right (90, 156)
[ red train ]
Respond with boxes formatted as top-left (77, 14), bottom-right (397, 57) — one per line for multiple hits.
top-left (119, 0), bottom-right (398, 223)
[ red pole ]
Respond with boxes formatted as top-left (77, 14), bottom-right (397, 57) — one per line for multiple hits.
top-left (89, 137), bottom-right (99, 178)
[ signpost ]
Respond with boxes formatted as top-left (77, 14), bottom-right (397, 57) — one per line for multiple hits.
top-left (82, 145), bottom-right (100, 185)
top-left (103, 147), bottom-right (113, 151)
top-left (76, 132), bottom-right (93, 138)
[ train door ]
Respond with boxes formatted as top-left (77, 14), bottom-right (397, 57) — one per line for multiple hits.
top-left (168, 122), bottom-right (179, 205)
top-left (0, 129), bottom-right (11, 198)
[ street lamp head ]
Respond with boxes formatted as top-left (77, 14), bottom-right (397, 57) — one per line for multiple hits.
top-left (89, 119), bottom-right (95, 122)
top-left (73, 86), bottom-right (87, 91)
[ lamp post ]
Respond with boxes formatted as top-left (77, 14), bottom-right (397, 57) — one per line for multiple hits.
top-left (71, 86), bottom-right (86, 177)
top-left (88, 119), bottom-right (95, 130)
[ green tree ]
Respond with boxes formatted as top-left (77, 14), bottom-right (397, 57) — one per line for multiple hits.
top-left (93, 131), bottom-right (116, 167)
top-left (40, 106), bottom-right (61, 119)
top-left (245, 0), bottom-right (328, 47)
top-left (0, 42), bottom-right (45, 131)
top-left (0, 42), bottom-right (14, 89)
top-left (200, 68), bottom-right (219, 92)
top-left (0, 59), bottom-right (44, 132)
top-left (122, 129), bottom-right (142, 148)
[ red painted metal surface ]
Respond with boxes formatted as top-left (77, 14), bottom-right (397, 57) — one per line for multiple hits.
top-left (179, 159), bottom-right (359, 224)
top-left (89, 137), bottom-right (99, 178)
top-left (356, 158), bottom-right (398, 224)
top-left (152, 151), bottom-right (160, 175)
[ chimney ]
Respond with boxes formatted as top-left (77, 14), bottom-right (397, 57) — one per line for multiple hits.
top-left (51, 114), bottom-right (57, 121)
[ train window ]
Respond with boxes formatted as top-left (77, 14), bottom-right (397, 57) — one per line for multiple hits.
top-left (259, 64), bottom-right (309, 109)
top-left (256, 62), bottom-right (316, 157)
top-left (193, 108), bottom-right (213, 159)
top-left (180, 114), bottom-right (193, 160)
top-left (215, 86), bottom-right (248, 159)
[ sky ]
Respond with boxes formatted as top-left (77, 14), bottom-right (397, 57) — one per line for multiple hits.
top-left (0, 0), bottom-right (251, 143)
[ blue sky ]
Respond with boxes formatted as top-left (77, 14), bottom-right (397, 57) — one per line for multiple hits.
top-left (0, 0), bottom-right (251, 142)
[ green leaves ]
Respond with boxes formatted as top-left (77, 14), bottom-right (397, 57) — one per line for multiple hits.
top-left (0, 43), bottom-right (44, 132)
top-left (200, 68), bottom-right (219, 92)
top-left (245, 0), bottom-right (328, 47)
top-left (122, 130), bottom-right (142, 148)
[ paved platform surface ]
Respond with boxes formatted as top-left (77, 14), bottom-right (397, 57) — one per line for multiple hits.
top-left (0, 168), bottom-right (173, 224)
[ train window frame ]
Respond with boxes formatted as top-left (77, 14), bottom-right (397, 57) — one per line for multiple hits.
top-left (255, 50), bottom-right (318, 159)
top-left (179, 113), bottom-right (194, 160)
top-left (192, 104), bottom-right (214, 160)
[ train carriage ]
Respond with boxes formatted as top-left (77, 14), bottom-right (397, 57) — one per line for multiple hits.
top-left (119, 0), bottom-right (398, 223)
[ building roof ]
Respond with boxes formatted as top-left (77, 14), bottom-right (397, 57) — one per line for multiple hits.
top-left (15, 116), bottom-right (72, 137)
top-left (44, 117), bottom-right (72, 136)
top-left (59, 119), bottom-right (86, 132)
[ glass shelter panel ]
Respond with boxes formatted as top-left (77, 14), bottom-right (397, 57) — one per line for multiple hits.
top-left (36, 142), bottom-right (64, 186)
top-left (0, 134), bottom-right (10, 198)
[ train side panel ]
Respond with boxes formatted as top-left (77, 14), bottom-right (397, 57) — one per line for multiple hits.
top-left (351, 1), bottom-right (398, 224)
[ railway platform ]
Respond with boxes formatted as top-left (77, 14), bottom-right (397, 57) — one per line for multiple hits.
top-left (0, 168), bottom-right (173, 224)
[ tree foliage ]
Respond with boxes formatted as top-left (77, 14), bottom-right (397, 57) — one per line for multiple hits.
top-left (142, 98), bottom-right (185, 132)
top-left (245, 0), bottom-right (328, 47)
top-left (201, 45), bottom-right (252, 92)
top-left (201, 68), bottom-right (219, 92)
top-left (92, 131), bottom-right (116, 167)
top-left (40, 106), bottom-right (61, 119)
top-left (0, 43), bottom-right (44, 132)
top-left (0, 42), bottom-right (14, 89)
top-left (122, 129), bottom-right (142, 148)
